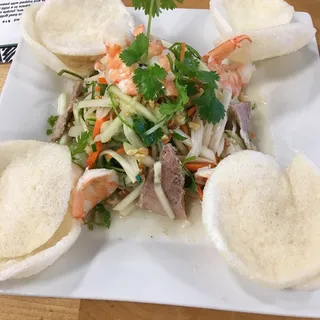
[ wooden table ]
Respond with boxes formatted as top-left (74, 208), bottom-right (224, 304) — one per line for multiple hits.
top-left (0, 0), bottom-right (319, 319)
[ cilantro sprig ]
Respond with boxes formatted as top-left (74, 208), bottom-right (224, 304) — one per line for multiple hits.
top-left (133, 64), bottom-right (167, 100)
top-left (133, 0), bottom-right (183, 38)
top-left (120, 33), bottom-right (149, 66)
top-left (163, 44), bottom-right (225, 124)
top-left (159, 79), bottom-right (188, 115)
top-left (69, 131), bottom-right (90, 159)
top-left (120, 0), bottom-right (184, 102)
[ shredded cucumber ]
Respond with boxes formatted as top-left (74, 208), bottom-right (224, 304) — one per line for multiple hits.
top-left (77, 98), bottom-right (112, 108)
top-left (57, 93), bottom-right (67, 115)
top-left (153, 162), bottom-right (175, 220)
top-left (113, 184), bottom-right (143, 212)
top-left (108, 86), bottom-right (158, 122)
top-left (123, 125), bottom-right (143, 148)
top-left (100, 150), bottom-right (137, 183)
top-left (100, 117), bottom-right (122, 143)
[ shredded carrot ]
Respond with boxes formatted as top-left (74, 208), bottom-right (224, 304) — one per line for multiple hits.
top-left (93, 114), bottom-right (110, 137)
top-left (180, 124), bottom-right (189, 136)
top-left (196, 184), bottom-right (203, 200)
top-left (187, 105), bottom-right (197, 118)
top-left (87, 114), bottom-right (111, 169)
top-left (180, 42), bottom-right (186, 62)
top-left (116, 145), bottom-right (125, 155)
top-left (162, 133), bottom-right (172, 144)
top-left (95, 85), bottom-right (101, 93)
top-left (98, 77), bottom-right (108, 84)
top-left (185, 162), bottom-right (215, 172)
top-left (87, 141), bottom-right (103, 169)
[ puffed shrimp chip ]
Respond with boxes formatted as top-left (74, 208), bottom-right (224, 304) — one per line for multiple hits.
top-left (210, 0), bottom-right (316, 62)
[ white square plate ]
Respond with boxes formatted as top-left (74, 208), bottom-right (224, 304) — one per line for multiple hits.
top-left (0, 8), bottom-right (320, 318)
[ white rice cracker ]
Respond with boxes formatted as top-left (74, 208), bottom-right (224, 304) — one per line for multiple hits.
top-left (210, 0), bottom-right (294, 35)
top-left (0, 140), bottom-right (73, 258)
top-left (35, 0), bottom-right (134, 56)
top-left (210, 0), bottom-right (316, 62)
top-left (202, 151), bottom-right (320, 289)
top-left (20, 4), bottom-right (77, 78)
top-left (0, 213), bottom-right (81, 281)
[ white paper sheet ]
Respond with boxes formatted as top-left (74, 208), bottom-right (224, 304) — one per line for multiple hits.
top-left (0, 0), bottom-right (44, 62)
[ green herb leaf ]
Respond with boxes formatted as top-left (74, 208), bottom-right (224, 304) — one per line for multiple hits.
top-left (91, 143), bottom-right (97, 152)
top-left (46, 129), bottom-right (53, 136)
top-left (169, 42), bottom-right (201, 73)
top-left (133, 64), bottom-right (166, 101)
top-left (184, 172), bottom-right (197, 193)
top-left (159, 79), bottom-right (188, 116)
top-left (99, 83), bottom-right (108, 96)
top-left (47, 115), bottom-right (58, 128)
top-left (132, 114), bottom-right (163, 147)
top-left (159, 102), bottom-right (184, 115)
top-left (160, 0), bottom-right (183, 10)
top-left (85, 203), bottom-right (111, 230)
top-left (172, 131), bottom-right (187, 141)
top-left (132, 0), bottom-right (182, 17)
top-left (194, 85), bottom-right (225, 125)
top-left (197, 70), bottom-right (220, 86)
top-left (132, 0), bottom-right (160, 17)
top-left (69, 131), bottom-right (90, 157)
top-left (120, 33), bottom-right (149, 66)
top-left (183, 51), bottom-right (200, 71)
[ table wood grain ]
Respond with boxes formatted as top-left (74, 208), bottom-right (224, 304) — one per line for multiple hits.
top-left (0, 0), bottom-right (319, 319)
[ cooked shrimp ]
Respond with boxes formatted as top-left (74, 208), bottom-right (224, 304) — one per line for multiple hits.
top-left (94, 25), bottom-right (178, 96)
top-left (148, 41), bottom-right (177, 96)
top-left (133, 24), bottom-right (145, 37)
top-left (71, 169), bottom-right (119, 219)
top-left (203, 35), bottom-right (253, 98)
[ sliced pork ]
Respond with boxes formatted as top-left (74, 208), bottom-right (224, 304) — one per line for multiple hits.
top-left (139, 144), bottom-right (186, 219)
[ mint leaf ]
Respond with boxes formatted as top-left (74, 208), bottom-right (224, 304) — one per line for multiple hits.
top-left (132, 114), bottom-right (163, 147)
top-left (133, 64), bottom-right (167, 100)
top-left (120, 33), bottom-right (149, 66)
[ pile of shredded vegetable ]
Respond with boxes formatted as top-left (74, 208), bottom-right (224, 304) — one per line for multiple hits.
top-left (47, 0), bottom-right (257, 228)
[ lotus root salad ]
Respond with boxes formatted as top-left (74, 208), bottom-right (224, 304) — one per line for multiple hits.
top-left (47, 1), bottom-right (257, 228)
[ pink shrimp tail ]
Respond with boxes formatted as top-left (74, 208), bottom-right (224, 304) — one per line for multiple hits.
top-left (133, 24), bottom-right (145, 37)
top-left (203, 35), bottom-right (252, 65)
